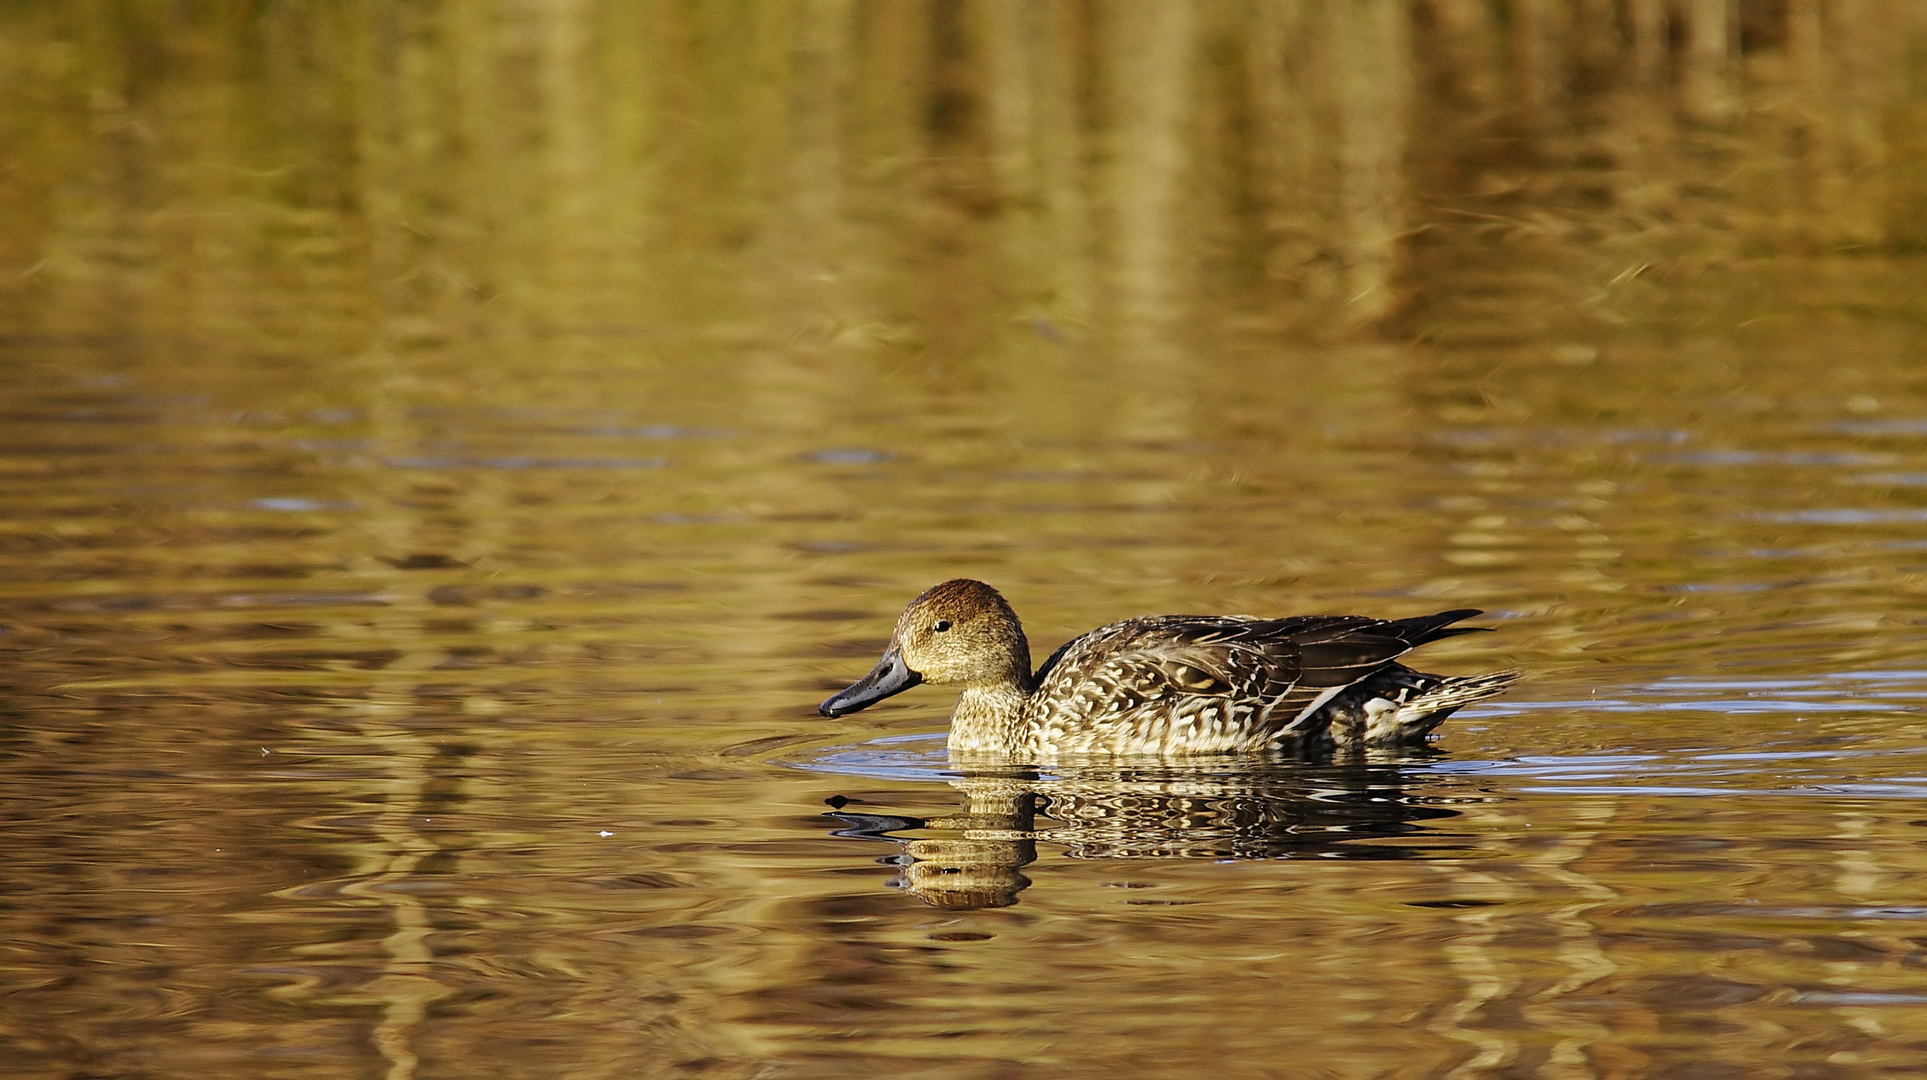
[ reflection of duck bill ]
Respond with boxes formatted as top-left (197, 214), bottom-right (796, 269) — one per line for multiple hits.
top-left (820, 647), bottom-right (921, 717)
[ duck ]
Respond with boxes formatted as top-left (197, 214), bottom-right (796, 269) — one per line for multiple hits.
top-left (819, 579), bottom-right (1519, 758)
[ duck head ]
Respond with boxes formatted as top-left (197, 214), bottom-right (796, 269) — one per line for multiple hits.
top-left (819, 579), bottom-right (1033, 717)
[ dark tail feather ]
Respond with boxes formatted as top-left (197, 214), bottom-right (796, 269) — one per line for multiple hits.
top-left (1295, 610), bottom-right (1496, 688)
top-left (1388, 609), bottom-right (1491, 647)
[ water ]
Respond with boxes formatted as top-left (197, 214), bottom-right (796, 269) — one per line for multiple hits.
top-left (5, 4), bottom-right (1927, 1078)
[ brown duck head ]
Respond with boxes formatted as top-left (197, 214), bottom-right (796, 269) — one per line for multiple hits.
top-left (819, 579), bottom-right (1033, 718)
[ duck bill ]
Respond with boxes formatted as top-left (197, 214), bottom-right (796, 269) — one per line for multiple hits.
top-left (820, 647), bottom-right (922, 717)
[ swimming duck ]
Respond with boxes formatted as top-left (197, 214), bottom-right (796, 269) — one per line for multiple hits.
top-left (820, 579), bottom-right (1519, 757)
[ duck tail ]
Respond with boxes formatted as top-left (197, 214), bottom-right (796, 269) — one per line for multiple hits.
top-left (1324, 668), bottom-right (1523, 747)
top-left (1376, 669), bottom-right (1522, 743)
top-left (1387, 608), bottom-right (1491, 645)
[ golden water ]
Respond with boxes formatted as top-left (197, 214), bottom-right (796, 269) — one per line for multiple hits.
top-left (4, 3), bottom-right (1927, 1077)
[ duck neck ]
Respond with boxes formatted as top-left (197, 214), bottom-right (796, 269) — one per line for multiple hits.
top-left (947, 678), bottom-right (1035, 754)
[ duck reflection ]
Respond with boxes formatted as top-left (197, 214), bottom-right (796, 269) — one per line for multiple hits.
top-left (827, 754), bottom-right (1464, 909)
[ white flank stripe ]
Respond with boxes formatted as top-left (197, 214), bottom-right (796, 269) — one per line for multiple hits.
top-left (1285, 685), bottom-right (1348, 728)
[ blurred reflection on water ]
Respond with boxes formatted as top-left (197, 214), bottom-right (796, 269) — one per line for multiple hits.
top-left (4, 2), bottom-right (1927, 1078)
top-left (820, 752), bottom-right (1466, 908)
top-left (7, 0), bottom-right (1924, 346)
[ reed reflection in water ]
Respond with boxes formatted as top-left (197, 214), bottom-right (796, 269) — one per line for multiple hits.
top-left (3, 2), bottom-right (1927, 1079)
top-left (5, 0), bottom-right (1925, 348)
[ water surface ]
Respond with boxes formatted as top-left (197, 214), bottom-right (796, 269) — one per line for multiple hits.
top-left (4, 4), bottom-right (1927, 1078)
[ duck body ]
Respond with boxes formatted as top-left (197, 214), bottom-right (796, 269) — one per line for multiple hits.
top-left (821, 579), bottom-right (1520, 759)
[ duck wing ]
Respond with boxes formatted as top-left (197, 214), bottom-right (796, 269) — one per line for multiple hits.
top-left (1028, 610), bottom-right (1487, 753)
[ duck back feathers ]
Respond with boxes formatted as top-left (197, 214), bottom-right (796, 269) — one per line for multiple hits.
top-left (1018, 609), bottom-right (1509, 756)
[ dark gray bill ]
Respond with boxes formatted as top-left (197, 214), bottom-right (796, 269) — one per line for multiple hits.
top-left (819, 647), bottom-right (922, 717)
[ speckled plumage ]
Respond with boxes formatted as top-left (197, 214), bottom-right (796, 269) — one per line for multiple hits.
top-left (819, 579), bottom-right (1520, 759)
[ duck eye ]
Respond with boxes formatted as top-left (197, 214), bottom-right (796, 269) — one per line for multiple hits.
top-left (932, 620), bottom-right (952, 633)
